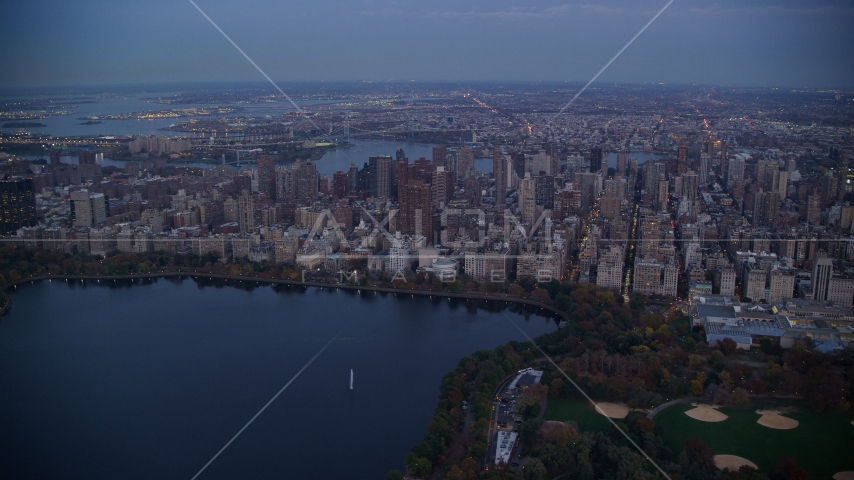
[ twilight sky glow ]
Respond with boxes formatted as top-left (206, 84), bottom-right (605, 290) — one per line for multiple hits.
top-left (1, 0), bottom-right (853, 88)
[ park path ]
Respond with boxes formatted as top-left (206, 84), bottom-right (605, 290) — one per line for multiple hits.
top-left (646, 397), bottom-right (698, 419)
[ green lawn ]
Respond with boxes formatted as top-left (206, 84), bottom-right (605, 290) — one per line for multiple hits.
top-left (655, 402), bottom-right (854, 479)
top-left (543, 398), bottom-right (615, 432)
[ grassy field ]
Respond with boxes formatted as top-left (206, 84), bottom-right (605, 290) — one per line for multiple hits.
top-left (655, 402), bottom-right (854, 479)
top-left (542, 398), bottom-right (615, 432)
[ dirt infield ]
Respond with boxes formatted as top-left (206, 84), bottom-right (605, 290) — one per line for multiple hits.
top-left (685, 404), bottom-right (729, 422)
top-left (833, 472), bottom-right (854, 480)
top-left (715, 455), bottom-right (758, 471)
top-left (594, 402), bottom-right (629, 419)
top-left (756, 410), bottom-right (799, 430)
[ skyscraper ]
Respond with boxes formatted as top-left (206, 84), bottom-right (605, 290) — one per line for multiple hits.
top-left (519, 173), bottom-right (536, 223)
top-left (457, 145), bottom-right (474, 181)
top-left (677, 142), bottom-right (688, 175)
top-left (399, 181), bottom-right (431, 240)
top-left (77, 149), bottom-right (96, 165)
top-left (348, 162), bottom-right (359, 194)
top-left (431, 167), bottom-right (450, 208)
top-left (835, 148), bottom-right (849, 201)
top-left (395, 156), bottom-right (410, 201)
top-left (49, 149), bottom-right (61, 168)
top-left (493, 146), bottom-right (507, 205)
top-left (616, 151), bottom-right (627, 177)
top-left (368, 156), bottom-right (392, 199)
top-left (698, 153), bottom-right (709, 186)
top-left (432, 145), bottom-right (446, 169)
top-left (752, 190), bottom-right (780, 227)
top-left (534, 174), bottom-right (555, 209)
top-left (70, 189), bottom-right (106, 228)
top-left (256, 155), bottom-right (276, 199)
top-left (237, 193), bottom-right (255, 233)
top-left (812, 257), bottom-right (833, 301)
top-left (0, 177), bottom-right (36, 234)
top-left (332, 171), bottom-right (348, 199)
top-left (720, 141), bottom-right (728, 180)
top-left (589, 146), bottom-right (604, 173)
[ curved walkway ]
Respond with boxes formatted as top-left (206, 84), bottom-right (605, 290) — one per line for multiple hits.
top-left (646, 397), bottom-right (698, 419)
top-left (0, 272), bottom-right (571, 322)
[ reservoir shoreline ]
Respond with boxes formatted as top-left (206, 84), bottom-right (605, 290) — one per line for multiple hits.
top-left (1, 272), bottom-right (569, 322)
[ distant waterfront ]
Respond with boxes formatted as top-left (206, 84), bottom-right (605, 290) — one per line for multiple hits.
top-left (0, 279), bottom-right (556, 479)
top-left (18, 141), bottom-right (666, 179)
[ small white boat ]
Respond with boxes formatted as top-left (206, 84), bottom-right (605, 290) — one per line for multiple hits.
top-left (350, 369), bottom-right (354, 390)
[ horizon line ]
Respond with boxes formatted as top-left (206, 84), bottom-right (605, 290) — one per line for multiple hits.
top-left (1, 79), bottom-right (853, 93)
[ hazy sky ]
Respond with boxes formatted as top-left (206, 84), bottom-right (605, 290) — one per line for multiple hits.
top-left (2, 0), bottom-right (853, 88)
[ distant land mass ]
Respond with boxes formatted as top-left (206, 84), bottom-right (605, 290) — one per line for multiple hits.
top-left (2, 121), bottom-right (47, 128)
top-left (77, 120), bottom-right (102, 125)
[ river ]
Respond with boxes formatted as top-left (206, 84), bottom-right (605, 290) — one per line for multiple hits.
top-left (0, 279), bottom-right (557, 479)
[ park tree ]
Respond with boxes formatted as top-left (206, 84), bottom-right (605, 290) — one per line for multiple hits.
top-left (719, 338), bottom-right (738, 356)
top-left (519, 459), bottom-right (547, 480)
top-left (384, 470), bottom-right (404, 480)
top-left (772, 456), bottom-right (809, 480)
top-left (530, 287), bottom-right (552, 305)
top-left (405, 452), bottom-right (432, 478)
top-left (549, 378), bottom-right (564, 398)
top-left (683, 437), bottom-right (716, 473)
top-left (508, 284), bottom-right (525, 297)
top-left (731, 388), bottom-right (750, 408)
top-left (721, 466), bottom-right (769, 480)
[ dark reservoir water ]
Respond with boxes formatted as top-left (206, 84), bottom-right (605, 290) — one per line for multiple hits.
top-left (0, 279), bottom-right (557, 479)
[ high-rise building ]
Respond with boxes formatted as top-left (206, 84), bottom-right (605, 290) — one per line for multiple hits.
top-left (681, 171), bottom-right (699, 202)
top-left (256, 155), bottom-right (276, 199)
top-left (656, 177), bottom-right (669, 212)
top-left (768, 269), bottom-right (795, 302)
top-left (0, 177), bottom-right (36, 234)
top-left (49, 149), bottom-right (61, 168)
top-left (70, 189), bottom-right (106, 228)
top-left (332, 171), bottom-right (348, 199)
top-left (589, 146), bottom-right (604, 173)
top-left (616, 151), bottom-right (627, 177)
top-left (633, 258), bottom-right (677, 297)
top-left (395, 157), bottom-right (410, 201)
top-left (534, 174), bottom-right (555, 209)
top-left (368, 156), bottom-right (392, 199)
top-left (727, 155), bottom-right (745, 188)
top-left (719, 141), bottom-right (728, 180)
top-left (77, 149), bottom-right (96, 165)
top-left (295, 161), bottom-right (319, 202)
top-left (519, 173), bottom-right (536, 223)
top-left (828, 277), bottom-right (854, 307)
top-left (677, 142), bottom-right (688, 175)
top-left (234, 174), bottom-right (252, 194)
top-left (806, 194), bottom-right (821, 224)
top-left (717, 267), bottom-right (736, 296)
top-left (348, 162), bottom-right (359, 194)
top-left (752, 190), bottom-right (779, 227)
top-left (399, 181), bottom-right (432, 240)
top-left (698, 153), bottom-right (709, 186)
top-left (596, 245), bottom-right (624, 290)
top-left (432, 145), bottom-right (446, 169)
top-left (812, 257), bottom-right (833, 301)
top-left (493, 146), bottom-right (507, 205)
top-left (237, 194), bottom-right (255, 233)
top-left (457, 145), bottom-right (474, 181)
top-left (834, 148), bottom-right (848, 201)
top-left (431, 167), bottom-right (450, 208)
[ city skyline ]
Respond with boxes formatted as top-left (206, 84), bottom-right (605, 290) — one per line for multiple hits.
top-left (2, 0), bottom-right (854, 89)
